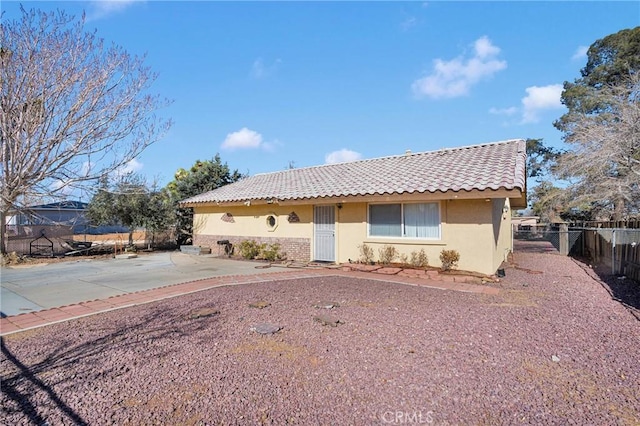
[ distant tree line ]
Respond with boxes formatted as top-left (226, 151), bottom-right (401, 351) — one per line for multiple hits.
top-left (86, 155), bottom-right (243, 248)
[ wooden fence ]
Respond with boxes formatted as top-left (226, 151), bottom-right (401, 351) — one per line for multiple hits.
top-left (572, 220), bottom-right (640, 229)
top-left (570, 225), bottom-right (640, 282)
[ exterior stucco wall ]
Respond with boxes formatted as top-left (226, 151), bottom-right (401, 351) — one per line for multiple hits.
top-left (194, 205), bottom-right (313, 238)
top-left (491, 198), bottom-right (513, 271)
top-left (440, 199), bottom-right (494, 274)
top-left (192, 205), bottom-right (313, 260)
top-left (192, 197), bottom-right (512, 275)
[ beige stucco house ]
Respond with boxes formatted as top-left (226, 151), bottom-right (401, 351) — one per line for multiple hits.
top-left (181, 139), bottom-right (527, 275)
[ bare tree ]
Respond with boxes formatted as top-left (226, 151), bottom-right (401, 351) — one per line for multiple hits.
top-left (0, 7), bottom-right (172, 253)
top-left (555, 72), bottom-right (640, 219)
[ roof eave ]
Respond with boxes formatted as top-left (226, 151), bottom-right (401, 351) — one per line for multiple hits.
top-left (183, 187), bottom-right (527, 208)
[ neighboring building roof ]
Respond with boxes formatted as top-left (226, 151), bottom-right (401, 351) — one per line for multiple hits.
top-left (28, 201), bottom-right (88, 210)
top-left (182, 139), bottom-right (526, 205)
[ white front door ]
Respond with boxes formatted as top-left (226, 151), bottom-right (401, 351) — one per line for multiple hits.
top-left (314, 205), bottom-right (335, 262)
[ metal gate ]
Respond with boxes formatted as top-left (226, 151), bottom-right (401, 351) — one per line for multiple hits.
top-left (314, 205), bottom-right (335, 262)
top-left (512, 224), bottom-right (581, 255)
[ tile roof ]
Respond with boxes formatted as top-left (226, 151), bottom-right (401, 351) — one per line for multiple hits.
top-left (181, 139), bottom-right (526, 205)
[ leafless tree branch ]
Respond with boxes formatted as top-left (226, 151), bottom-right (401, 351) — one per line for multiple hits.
top-left (0, 8), bottom-right (172, 252)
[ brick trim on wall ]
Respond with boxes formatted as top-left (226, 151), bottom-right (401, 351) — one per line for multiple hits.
top-left (193, 234), bottom-right (311, 261)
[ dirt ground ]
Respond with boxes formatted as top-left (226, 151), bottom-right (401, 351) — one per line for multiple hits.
top-left (1, 249), bottom-right (639, 425)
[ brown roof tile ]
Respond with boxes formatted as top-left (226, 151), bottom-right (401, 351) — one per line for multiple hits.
top-left (181, 139), bottom-right (526, 205)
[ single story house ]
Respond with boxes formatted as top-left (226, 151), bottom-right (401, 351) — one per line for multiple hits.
top-left (181, 139), bottom-right (527, 275)
top-left (512, 216), bottom-right (541, 230)
top-left (512, 216), bottom-right (540, 227)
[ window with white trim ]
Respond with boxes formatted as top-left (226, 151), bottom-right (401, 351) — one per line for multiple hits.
top-left (368, 202), bottom-right (440, 239)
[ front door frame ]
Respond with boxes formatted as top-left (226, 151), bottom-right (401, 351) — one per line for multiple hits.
top-left (313, 205), bottom-right (336, 262)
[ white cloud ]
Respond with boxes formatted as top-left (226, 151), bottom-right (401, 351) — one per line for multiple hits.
top-left (89, 0), bottom-right (140, 20)
top-left (489, 106), bottom-right (518, 116)
top-left (115, 158), bottom-right (144, 177)
top-left (412, 36), bottom-right (507, 99)
top-left (325, 149), bottom-right (362, 164)
top-left (50, 179), bottom-right (73, 197)
top-left (571, 45), bottom-right (589, 61)
top-left (521, 84), bottom-right (564, 123)
top-left (474, 37), bottom-right (501, 59)
top-left (251, 57), bottom-right (282, 79)
top-left (221, 127), bottom-right (264, 150)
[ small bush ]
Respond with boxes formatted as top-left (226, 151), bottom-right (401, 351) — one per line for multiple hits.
top-left (260, 243), bottom-right (284, 262)
top-left (410, 249), bottom-right (429, 268)
top-left (0, 251), bottom-right (23, 266)
top-left (358, 243), bottom-right (375, 264)
top-left (378, 245), bottom-right (398, 265)
top-left (238, 240), bottom-right (262, 259)
top-left (398, 253), bottom-right (409, 265)
top-left (439, 249), bottom-right (460, 271)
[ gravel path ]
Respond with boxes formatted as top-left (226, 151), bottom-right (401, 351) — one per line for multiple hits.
top-left (2, 251), bottom-right (639, 425)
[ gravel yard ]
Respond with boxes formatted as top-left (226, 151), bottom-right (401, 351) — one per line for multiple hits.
top-left (2, 251), bottom-right (639, 425)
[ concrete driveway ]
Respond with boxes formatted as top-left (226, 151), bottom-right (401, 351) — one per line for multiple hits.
top-left (0, 252), bottom-right (267, 317)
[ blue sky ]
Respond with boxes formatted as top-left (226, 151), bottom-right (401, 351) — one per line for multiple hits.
top-left (4, 1), bottom-right (639, 187)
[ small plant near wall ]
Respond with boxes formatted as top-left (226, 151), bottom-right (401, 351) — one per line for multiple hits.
top-left (439, 249), bottom-right (460, 271)
top-left (238, 240), bottom-right (262, 259)
top-left (238, 240), bottom-right (285, 261)
top-left (378, 245), bottom-right (398, 265)
top-left (260, 243), bottom-right (284, 262)
top-left (399, 253), bottom-right (409, 265)
top-left (410, 249), bottom-right (429, 268)
top-left (358, 243), bottom-right (375, 264)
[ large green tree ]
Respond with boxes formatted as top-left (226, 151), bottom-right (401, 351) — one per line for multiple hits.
top-left (0, 7), bottom-right (171, 253)
top-left (555, 27), bottom-right (640, 133)
top-left (526, 138), bottom-right (560, 182)
top-left (553, 27), bottom-right (640, 220)
top-left (166, 155), bottom-right (243, 245)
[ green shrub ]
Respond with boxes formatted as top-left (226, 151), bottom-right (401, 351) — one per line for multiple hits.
top-left (358, 243), bottom-right (375, 264)
top-left (410, 249), bottom-right (429, 268)
top-left (439, 249), bottom-right (460, 271)
top-left (238, 240), bottom-right (262, 259)
top-left (378, 245), bottom-right (398, 265)
top-left (260, 243), bottom-right (284, 262)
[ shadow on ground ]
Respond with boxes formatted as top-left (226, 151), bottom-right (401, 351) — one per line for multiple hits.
top-left (589, 264), bottom-right (640, 320)
top-left (1, 306), bottom-right (214, 422)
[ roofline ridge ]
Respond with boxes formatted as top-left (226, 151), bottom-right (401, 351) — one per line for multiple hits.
top-left (437, 138), bottom-right (525, 153)
top-left (251, 138), bottom-right (525, 178)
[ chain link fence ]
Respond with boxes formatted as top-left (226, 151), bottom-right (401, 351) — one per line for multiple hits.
top-left (514, 224), bottom-right (640, 281)
top-left (512, 225), bottom-right (582, 254)
top-left (6, 224), bottom-right (74, 256)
